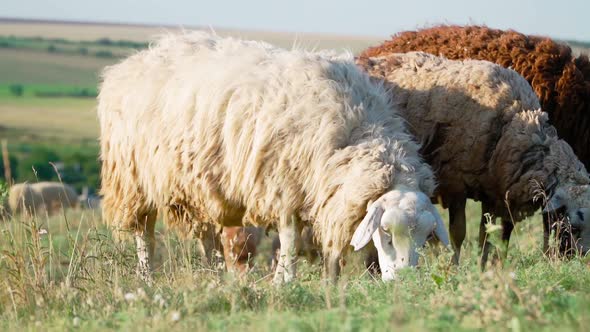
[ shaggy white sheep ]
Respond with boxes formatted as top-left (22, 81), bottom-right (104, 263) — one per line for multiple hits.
top-left (98, 32), bottom-right (449, 283)
top-left (8, 182), bottom-right (79, 216)
top-left (357, 52), bottom-right (590, 264)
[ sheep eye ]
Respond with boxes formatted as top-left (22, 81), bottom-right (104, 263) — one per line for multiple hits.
top-left (576, 210), bottom-right (584, 221)
top-left (381, 226), bottom-right (389, 233)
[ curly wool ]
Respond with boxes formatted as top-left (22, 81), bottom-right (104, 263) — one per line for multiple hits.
top-left (97, 31), bottom-right (435, 256)
top-left (360, 25), bottom-right (590, 169)
top-left (357, 52), bottom-right (589, 221)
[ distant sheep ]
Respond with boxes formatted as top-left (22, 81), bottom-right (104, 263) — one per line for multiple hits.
top-left (357, 52), bottom-right (590, 264)
top-left (221, 226), bottom-right (263, 273)
top-left (360, 25), bottom-right (590, 256)
top-left (98, 31), bottom-right (449, 283)
top-left (8, 182), bottom-right (78, 216)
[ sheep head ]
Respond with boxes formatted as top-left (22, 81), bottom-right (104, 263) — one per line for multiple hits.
top-left (350, 188), bottom-right (450, 281)
top-left (544, 184), bottom-right (590, 254)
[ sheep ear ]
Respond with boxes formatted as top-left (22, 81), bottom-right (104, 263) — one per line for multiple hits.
top-left (543, 192), bottom-right (566, 213)
top-left (430, 205), bottom-right (450, 247)
top-left (350, 203), bottom-right (384, 251)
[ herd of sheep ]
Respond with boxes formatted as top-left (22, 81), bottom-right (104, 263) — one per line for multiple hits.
top-left (4, 25), bottom-right (590, 285)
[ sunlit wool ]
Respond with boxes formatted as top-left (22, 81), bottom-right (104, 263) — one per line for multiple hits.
top-left (357, 52), bottom-right (590, 260)
top-left (97, 31), bottom-right (438, 280)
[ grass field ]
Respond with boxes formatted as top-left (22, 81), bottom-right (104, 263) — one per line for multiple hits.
top-left (0, 48), bottom-right (111, 86)
top-left (1, 202), bottom-right (589, 331)
top-left (0, 96), bottom-right (97, 142)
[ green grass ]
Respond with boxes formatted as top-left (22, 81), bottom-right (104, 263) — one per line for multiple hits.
top-left (0, 35), bottom-right (144, 60)
top-left (0, 84), bottom-right (97, 98)
top-left (0, 202), bottom-right (588, 331)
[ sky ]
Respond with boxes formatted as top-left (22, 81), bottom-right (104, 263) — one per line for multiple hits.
top-left (3, 0), bottom-right (590, 41)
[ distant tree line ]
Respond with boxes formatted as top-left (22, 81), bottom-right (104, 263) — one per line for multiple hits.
top-left (0, 35), bottom-right (148, 59)
top-left (6, 84), bottom-right (97, 98)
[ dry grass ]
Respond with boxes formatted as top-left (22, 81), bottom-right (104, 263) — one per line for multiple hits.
top-left (0, 200), bottom-right (589, 331)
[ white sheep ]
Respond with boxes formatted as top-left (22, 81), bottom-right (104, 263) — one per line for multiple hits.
top-left (7, 181), bottom-right (79, 216)
top-left (357, 52), bottom-right (590, 264)
top-left (97, 32), bottom-right (449, 283)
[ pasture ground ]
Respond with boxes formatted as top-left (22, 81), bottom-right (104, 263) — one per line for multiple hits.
top-left (1, 203), bottom-right (589, 331)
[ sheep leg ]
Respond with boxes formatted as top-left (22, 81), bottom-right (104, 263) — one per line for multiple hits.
top-left (542, 213), bottom-right (551, 254)
top-left (135, 210), bottom-right (157, 284)
top-left (448, 197), bottom-right (467, 264)
top-left (324, 250), bottom-right (342, 283)
top-left (500, 218), bottom-right (514, 260)
top-left (195, 225), bottom-right (224, 269)
top-left (272, 214), bottom-right (301, 285)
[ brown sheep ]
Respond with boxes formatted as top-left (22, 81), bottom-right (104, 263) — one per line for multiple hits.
top-left (221, 226), bottom-right (263, 273)
top-left (356, 52), bottom-right (590, 266)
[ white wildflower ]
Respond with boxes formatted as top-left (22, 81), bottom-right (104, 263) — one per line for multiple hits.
top-left (154, 294), bottom-right (166, 308)
top-left (124, 292), bottom-right (136, 301)
top-left (136, 288), bottom-right (147, 299)
top-left (170, 311), bottom-right (181, 322)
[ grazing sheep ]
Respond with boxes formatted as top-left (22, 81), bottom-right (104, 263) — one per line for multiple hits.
top-left (356, 52), bottom-right (590, 265)
top-left (360, 25), bottom-right (590, 256)
top-left (98, 31), bottom-right (449, 283)
top-left (8, 181), bottom-right (79, 216)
